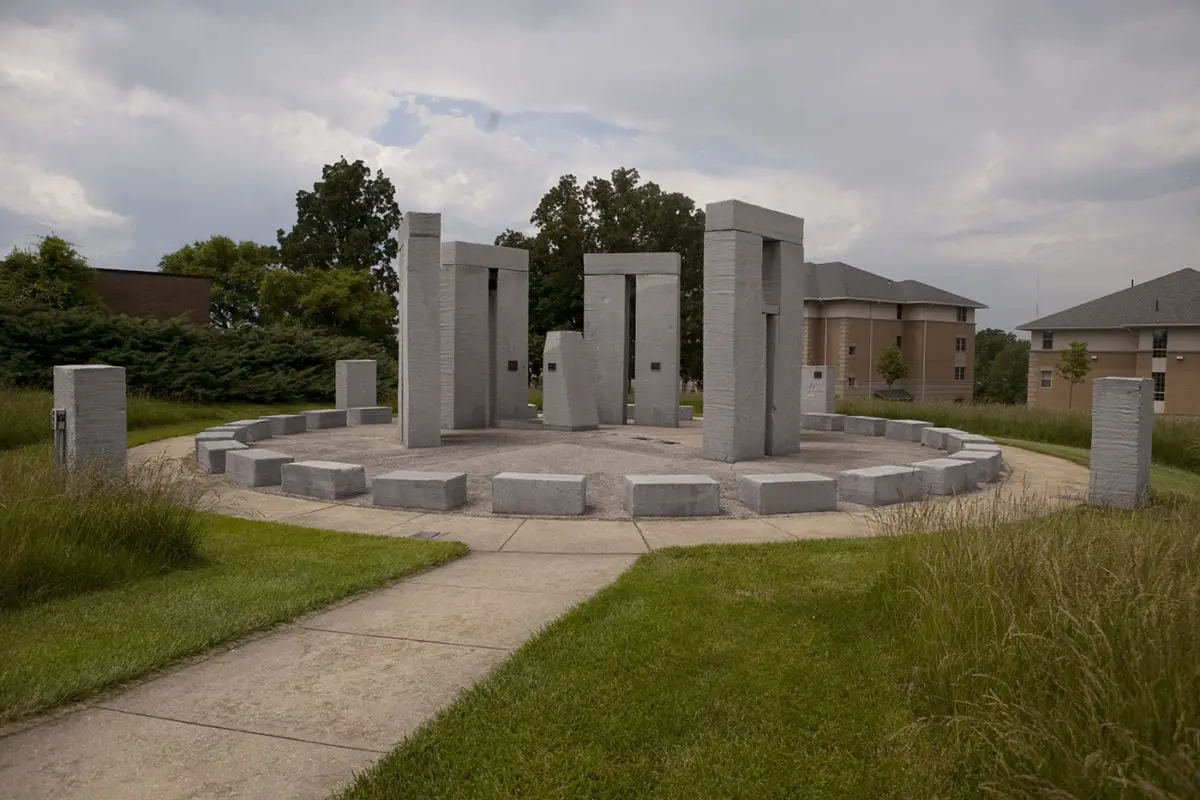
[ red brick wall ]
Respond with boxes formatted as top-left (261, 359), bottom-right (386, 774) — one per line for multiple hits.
top-left (93, 269), bottom-right (211, 326)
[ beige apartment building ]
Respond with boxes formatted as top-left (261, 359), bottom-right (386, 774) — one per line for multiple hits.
top-left (1018, 268), bottom-right (1200, 416)
top-left (802, 262), bottom-right (986, 403)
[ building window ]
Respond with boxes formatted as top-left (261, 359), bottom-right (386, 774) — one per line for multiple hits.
top-left (1040, 370), bottom-right (1053, 389)
top-left (954, 366), bottom-right (966, 381)
top-left (956, 307), bottom-right (969, 323)
top-left (1153, 330), bottom-right (1168, 358)
top-left (1152, 372), bottom-right (1166, 402)
top-left (848, 344), bottom-right (857, 356)
top-left (847, 376), bottom-right (857, 389)
top-left (1042, 331), bottom-right (1054, 349)
top-left (895, 335), bottom-right (903, 348)
top-left (895, 304), bottom-right (904, 320)
top-left (955, 336), bottom-right (967, 352)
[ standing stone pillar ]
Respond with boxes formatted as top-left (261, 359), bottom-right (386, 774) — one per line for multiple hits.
top-left (801, 365), bottom-right (837, 415)
top-left (541, 332), bottom-right (599, 431)
top-left (335, 359), bottom-right (377, 409)
top-left (53, 364), bottom-right (127, 471)
top-left (702, 200), bottom-right (805, 462)
top-left (1088, 377), bottom-right (1153, 509)
top-left (397, 212), bottom-right (442, 448)
top-left (583, 271), bottom-right (629, 425)
top-left (634, 272), bottom-right (681, 427)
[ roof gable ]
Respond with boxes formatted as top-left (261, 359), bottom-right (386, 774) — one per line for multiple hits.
top-left (1017, 268), bottom-right (1200, 330)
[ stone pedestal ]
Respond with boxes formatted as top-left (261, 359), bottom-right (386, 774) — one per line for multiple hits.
top-left (541, 331), bottom-right (599, 431)
top-left (800, 366), bottom-right (836, 415)
top-left (335, 360), bottom-right (376, 409)
top-left (53, 364), bottom-right (127, 472)
top-left (1088, 377), bottom-right (1153, 509)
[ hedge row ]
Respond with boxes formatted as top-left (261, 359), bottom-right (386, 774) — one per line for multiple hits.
top-left (0, 305), bottom-right (397, 404)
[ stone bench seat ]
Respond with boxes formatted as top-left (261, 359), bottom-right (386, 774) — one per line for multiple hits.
top-left (837, 465), bottom-right (922, 507)
top-left (947, 449), bottom-right (1003, 482)
top-left (196, 440), bottom-right (248, 474)
top-left (303, 409), bottom-right (348, 429)
top-left (225, 419), bottom-right (273, 442)
top-left (909, 457), bottom-right (975, 496)
top-left (843, 416), bottom-right (887, 437)
top-left (226, 449), bottom-right (294, 487)
top-left (348, 406), bottom-right (393, 425)
top-left (492, 472), bottom-right (587, 516)
top-left (625, 474), bottom-right (720, 517)
top-left (262, 414), bottom-right (307, 435)
top-left (374, 470), bottom-right (468, 511)
top-left (885, 419), bottom-right (933, 443)
top-left (946, 432), bottom-right (994, 454)
top-left (738, 473), bottom-right (836, 514)
top-left (281, 460), bottom-right (367, 500)
top-left (195, 429), bottom-right (248, 454)
top-left (801, 413), bottom-right (845, 431)
top-left (921, 427), bottom-right (965, 449)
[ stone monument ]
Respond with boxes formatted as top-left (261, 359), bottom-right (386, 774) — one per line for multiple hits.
top-left (702, 200), bottom-right (805, 462)
top-left (801, 365), bottom-right (836, 415)
top-left (541, 331), bottom-right (599, 431)
top-left (583, 252), bottom-right (681, 427)
top-left (396, 212), bottom-right (442, 448)
top-left (335, 359), bottom-right (376, 409)
top-left (439, 241), bottom-right (530, 429)
top-left (52, 364), bottom-right (127, 472)
top-left (1088, 377), bottom-right (1153, 509)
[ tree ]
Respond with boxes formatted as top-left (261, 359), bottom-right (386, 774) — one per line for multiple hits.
top-left (276, 157), bottom-right (402, 298)
top-left (159, 236), bottom-right (277, 328)
top-left (876, 345), bottom-right (909, 387)
top-left (503, 167), bottom-right (705, 382)
top-left (1056, 340), bottom-right (1092, 409)
top-left (0, 235), bottom-right (103, 311)
top-left (974, 329), bottom-right (1029, 404)
top-left (258, 266), bottom-right (396, 346)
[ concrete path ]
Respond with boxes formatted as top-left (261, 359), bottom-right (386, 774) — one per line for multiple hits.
top-left (0, 436), bottom-right (1089, 799)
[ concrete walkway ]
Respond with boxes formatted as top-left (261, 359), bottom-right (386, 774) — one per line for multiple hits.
top-left (0, 437), bottom-right (1089, 799)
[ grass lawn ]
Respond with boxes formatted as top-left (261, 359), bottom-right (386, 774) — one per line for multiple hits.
top-left (999, 437), bottom-right (1200, 498)
top-left (339, 540), bottom-right (948, 799)
top-left (0, 516), bottom-right (464, 725)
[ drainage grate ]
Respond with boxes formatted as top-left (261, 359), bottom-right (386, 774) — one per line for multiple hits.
top-left (409, 530), bottom-right (443, 541)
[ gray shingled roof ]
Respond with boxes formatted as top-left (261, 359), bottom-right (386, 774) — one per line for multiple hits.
top-left (802, 261), bottom-right (987, 308)
top-left (1016, 268), bottom-right (1200, 330)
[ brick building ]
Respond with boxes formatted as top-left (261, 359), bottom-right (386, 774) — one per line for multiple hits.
top-left (1017, 268), bottom-right (1200, 416)
top-left (802, 262), bottom-right (986, 402)
top-left (92, 267), bottom-right (212, 325)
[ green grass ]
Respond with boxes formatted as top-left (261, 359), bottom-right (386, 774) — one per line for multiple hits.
top-left (838, 397), bottom-right (1200, 473)
top-left (0, 516), bottom-right (464, 724)
top-left (998, 437), bottom-right (1200, 500)
top-left (0, 451), bottom-right (206, 610)
top-left (339, 540), bottom-right (948, 799)
top-left (0, 386), bottom-right (313, 451)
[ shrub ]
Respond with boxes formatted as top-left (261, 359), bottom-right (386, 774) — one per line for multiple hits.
top-left (0, 451), bottom-right (206, 610)
top-left (879, 496), bottom-right (1200, 797)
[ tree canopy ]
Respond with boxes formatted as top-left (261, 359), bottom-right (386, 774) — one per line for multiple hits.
top-left (876, 345), bottom-right (909, 387)
top-left (974, 328), bottom-right (1029, 404)
top-left (1056, 340), bottom-right (1092, 409)
top-left (159, 235), bottom-right (277, 328)
top-left (0, 235), bottom-right (103, 311)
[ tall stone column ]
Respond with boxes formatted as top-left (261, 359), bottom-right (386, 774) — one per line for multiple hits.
top-left (634, 272), bottom-right (680, 427)
top-left (1088, 377), bottom-right (1153, 508)
top-left (397, 212), bottom-right (442, 448)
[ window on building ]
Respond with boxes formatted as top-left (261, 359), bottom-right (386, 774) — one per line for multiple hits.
top-left (896, 304), bottom-right (904, 320)
top-left (848, 344), bottom-right (857, 356)
top-left (955, 336), bottom-right (967, 352)
top-left (956, 307), bottom-right (969, 323)
top-left (847, 376), bottom-right (857, 389)
top-left (1153, 372), bottom-right (1166, 402)
top-left (1040, 370), bottom-right (1053, 389)
top-left (1153, 330), bottom-right (1168, 358)
top-left (954, 366), bottom-right (966, 381)
top-left (895, 335), bottom-right (903, 348)
top-left (1042, 331), bottom-right (1054, 349)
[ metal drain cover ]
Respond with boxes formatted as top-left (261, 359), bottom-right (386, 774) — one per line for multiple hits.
top-left (409, 530), bottom-right (443, 541)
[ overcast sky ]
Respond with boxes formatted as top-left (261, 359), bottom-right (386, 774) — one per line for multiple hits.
top-left (2, 1), bottom-right (1198, 331)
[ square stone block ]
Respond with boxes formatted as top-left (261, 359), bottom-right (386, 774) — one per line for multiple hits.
top-left (946, 431), bottom-right (994, 454)
top-left (963, 442), bottom-right (1002, 454)
top-left (921, 427), bottom-right (965, 449)
top-left (336, 359), bottom-right (377, 409)
top-left (526, 403), bottom-right (539, 419)
top-left (304, 409), bottom-right (348, 429)
top-left (226, 449), bottom-right (295, 487)
top-left (909, 458), bottom-right (975, 496)
top-left (625, 403), bottom-right (636, 421)
top-left (196, 440), bottom-right (248, 474)
top-left (678, 405), bottom-right (695, 421)
top-left (262, 414), bottom-right (307, 435)
top-left (53, 363), bottom-right (127, 472)
top-left (195, 430), bottom-right (245, 457)
top-left (226, 419), bottom-right (273, 442)
top-left (802, 413), bottom-right (845, 431)
top-left (281, 460), bottom-right (368, 500)
top-left (492, 472), bottom-right (587, 516)
top-left (625, 474), bottom-right (720, 517)
top-left (947, 449), bottom-right (1002, 482)
top-left (348, 406), bottom-right (393, 425)
top-left (837, 465), bottom-right (923, 507)
top-left (738, 473), bottom-right (837, 514)
top-left (843, 416), bottom-right (887, 436)
top-left (373, 470), bottom-right (468, 511)
top-left (885, 419), bottom-right (933, 442)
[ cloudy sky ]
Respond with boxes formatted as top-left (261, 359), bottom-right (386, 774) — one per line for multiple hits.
top-left (2, 0), bottom-right (1198, 331)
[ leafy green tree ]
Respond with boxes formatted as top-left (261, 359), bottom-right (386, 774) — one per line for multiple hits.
top-left (1056, 340), bottom-right (1092, 409)
top-left (974, 329), bottom-right (1030, 404)
top-left (0, 235), bottom-right (103, 310)
top-left (876, 344), bottom-right (909, 387)
top-left (276, 157), bottom-right (402, 298)
top-left (159, 236), bottom-right (277, 328)
top-left (502, 167), bottom-right (705, 382)
top-left (259, 266), bottom-right (396, 347)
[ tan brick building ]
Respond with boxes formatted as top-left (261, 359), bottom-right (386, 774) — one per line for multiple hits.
top-left (1018, 268), bottom-right (1200, 416)
top-left (92, 267), bottom-right (212, 325)
top-left (802, 262), bottom-right (985, 402)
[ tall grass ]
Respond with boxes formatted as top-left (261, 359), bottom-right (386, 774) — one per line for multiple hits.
top-left (877, 494), bottom-right (1200, 797)
top-left (0, 450), bottom-right (206, 610)
top-left (839, 397), bottom-right (1200, 474)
